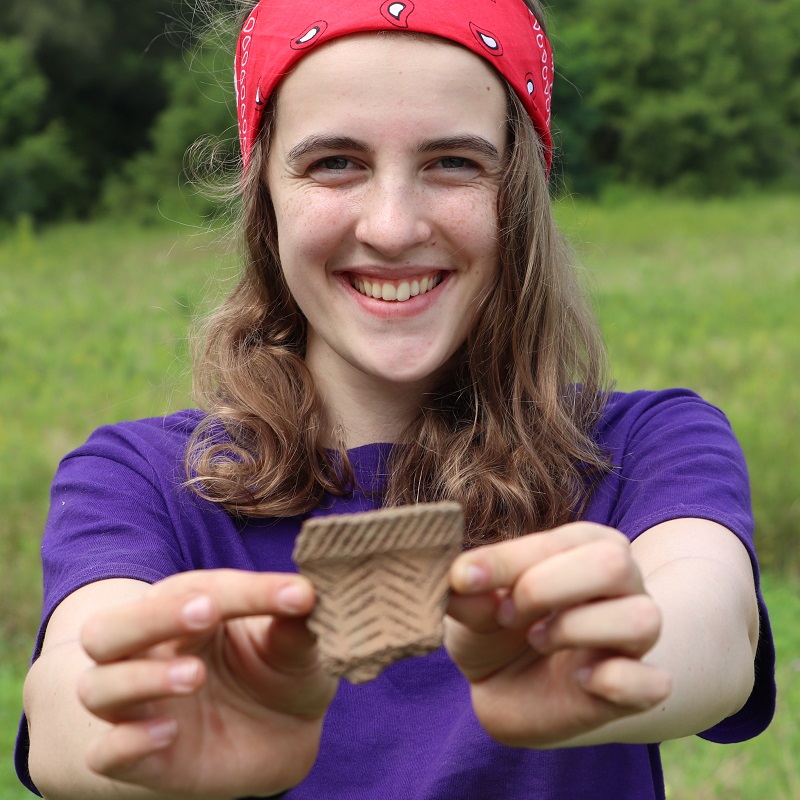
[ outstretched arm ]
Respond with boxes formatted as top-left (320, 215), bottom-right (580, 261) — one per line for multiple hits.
top-left (446, 518), bottom-right (759, 749)
top-left (24, 570), bottom-right (337, 799)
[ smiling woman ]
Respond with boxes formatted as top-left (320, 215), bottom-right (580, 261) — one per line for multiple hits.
top-left (267, 36), bottom-right (505, 415)
top-left (17, 2), bottom-right (775, 800)
top-left (189, 21), bottom-right (601, 536)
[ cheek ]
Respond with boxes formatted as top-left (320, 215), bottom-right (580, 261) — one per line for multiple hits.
top-left (274, 192), bottom-right (349, 264)
top-left (442, 192), bottom-right (500, 263)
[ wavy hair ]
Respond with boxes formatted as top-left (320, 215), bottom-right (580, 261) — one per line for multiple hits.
top-left (186, 0), bottom-right (610, 545)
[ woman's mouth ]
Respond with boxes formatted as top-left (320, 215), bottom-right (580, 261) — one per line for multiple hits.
top-left (348, 272), bottom-right (443, 302)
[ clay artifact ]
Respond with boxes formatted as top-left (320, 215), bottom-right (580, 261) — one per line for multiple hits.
top-left (292, 501), bottom-right (464, 683)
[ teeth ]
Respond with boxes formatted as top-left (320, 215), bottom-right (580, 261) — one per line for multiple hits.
top-left (350, 273), bottom-right (441, 302)
top-left (381, 283), bottom-right (397, 301)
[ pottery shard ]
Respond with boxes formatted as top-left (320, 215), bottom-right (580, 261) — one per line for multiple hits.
top-left (292, 502), bottom-right (463, 684)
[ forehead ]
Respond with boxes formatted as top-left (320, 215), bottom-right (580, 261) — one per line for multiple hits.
top-left (271, 33), bottom-right (508, 142)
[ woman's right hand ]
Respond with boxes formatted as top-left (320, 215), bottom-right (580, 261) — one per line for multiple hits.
top-left (69, 570), bottom-right (336, 798)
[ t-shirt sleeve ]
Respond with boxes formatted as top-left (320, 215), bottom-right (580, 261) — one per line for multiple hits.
top-left (36, 422), bottom-right (192, 657)
top-left (593, 389), bottom-right (776, 743)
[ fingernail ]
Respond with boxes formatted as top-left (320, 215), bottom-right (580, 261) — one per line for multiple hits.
top-left (147, 718), bottom-right (178, 746)
top-left (459, 562), bottom-right (489, 592)
top-left (576, 667), bottom-right (593, 687)
top-left (277, 582), bottom-right (309, 613)
top-left (169, 661), bottom-right (199, 692)
top-left (182, 596), bottom-right (213, 629)
top-left (497, 596), bottom-right (517, 627)
top-left (528, 621), bottom-right (549, 650)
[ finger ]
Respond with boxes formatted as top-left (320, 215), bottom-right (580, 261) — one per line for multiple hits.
top-left (450, 523), bottom-right (626, 594)
top-left (578, 657), bottom-right (672, 712)
top-left (252, 617), bottom-right (339, 715)
top-left (82, 570), bottom-right (315, 663)
top-left (528, 595), bottom-right (662, 657)
top-left (78, 657), bottom-right (205, 722)
top-left (444, 615), bottom-right (533, 682)
top-left (469, 651), bottom-right (672, 748)
top-left (84, 717), bottom-right (177, 781)
top-left (446, 589), bottom-right (507, 633)
top-left (497, 538), bottom-right (645, 627)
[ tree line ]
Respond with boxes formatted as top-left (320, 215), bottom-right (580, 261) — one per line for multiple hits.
top-left (2, 0), bottom-right (799, 224)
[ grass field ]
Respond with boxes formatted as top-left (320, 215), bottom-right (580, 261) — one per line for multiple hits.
top-left (0, 194), bottom-right (798, 796)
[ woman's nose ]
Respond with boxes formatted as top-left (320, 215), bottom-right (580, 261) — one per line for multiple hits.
top-left (354, 177), bottom-right (433, 258)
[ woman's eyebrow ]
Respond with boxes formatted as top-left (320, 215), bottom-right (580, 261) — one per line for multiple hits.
top-left (286, 135), bottom-right (371, 164)
top-left (417, 136), bottom-right (501, 163)
top-left (285, 134), bottom-right (501, 166)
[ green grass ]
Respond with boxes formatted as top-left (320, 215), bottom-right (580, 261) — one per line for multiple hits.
top-left (0, 664), bottom-right (27, 800)
top-left (1, 195), bottom-right (798, 796)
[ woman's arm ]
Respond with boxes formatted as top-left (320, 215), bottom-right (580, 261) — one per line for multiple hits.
top-left (25, 579), bottom-right (155, 798)
top-left (24, 571), bottom-right (337, 799)
top-left (603, 518), bottom-right (758, 739)
top-left (445, 518), bottom-right (759, 748)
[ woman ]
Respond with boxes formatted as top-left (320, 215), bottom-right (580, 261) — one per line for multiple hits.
top-left (18, 1), bottom-right (775, 798)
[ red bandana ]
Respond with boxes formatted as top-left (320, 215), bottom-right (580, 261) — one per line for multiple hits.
top-left (234, 0), bottom-right (554, 171)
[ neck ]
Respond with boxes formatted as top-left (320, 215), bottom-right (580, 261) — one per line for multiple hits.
top-left (308, 357), bottom-right (431, 449)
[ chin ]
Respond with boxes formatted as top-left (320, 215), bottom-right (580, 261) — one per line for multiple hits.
top-left (364, 354), bottom-right (457, 390)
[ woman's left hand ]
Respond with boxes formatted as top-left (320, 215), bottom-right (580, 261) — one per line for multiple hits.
top-left (445, 522), bottom-right (672, 748)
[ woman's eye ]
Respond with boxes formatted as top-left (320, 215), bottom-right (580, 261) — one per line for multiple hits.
top-left (439, 157), bottom-right (469, 169)
top-left (316, 157), bottom-right (350, 171)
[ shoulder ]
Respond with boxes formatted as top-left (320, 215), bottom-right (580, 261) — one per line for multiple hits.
top-left (594, 388), bottom-right (744, 472)
top-left (48, 408), bottom-right (210, 525)
top-left (586, 388), bottom-right (751, 540)
top-left (46, 409), bottom-right (213, 561)
top-left (69, 409), bottom-right (205, 458)
top-left (42, 410), bottom-right (235, 625)
top-left (596, 387), bottom-right (734, 442)
top-left (58, 409), bottom-right (206, 482)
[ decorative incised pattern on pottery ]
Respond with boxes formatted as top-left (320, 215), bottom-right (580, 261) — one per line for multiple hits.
top-left (293, 502), bottom-right (463, 683)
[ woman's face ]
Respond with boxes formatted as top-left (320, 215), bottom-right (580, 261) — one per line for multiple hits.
top-left (266, 34), bottom-right (507, 397)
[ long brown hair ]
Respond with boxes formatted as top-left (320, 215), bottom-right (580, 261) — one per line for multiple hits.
top-left (186, 1), bottom-right (610, 545)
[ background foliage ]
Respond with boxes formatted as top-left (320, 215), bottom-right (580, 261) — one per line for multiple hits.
top-left (1, 0), bottom-right (183, 220)
top-left (2, 0), bottom-right (800, 224)
top-left (550, 0), bottom-right (800, 194)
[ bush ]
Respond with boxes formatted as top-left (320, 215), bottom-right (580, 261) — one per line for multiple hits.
top-left (551, 0), bottom-right (800, 195)
top-left (0, 38), bottom-right (86, 222)
top-left (101, 39), bottom-right (239, 225)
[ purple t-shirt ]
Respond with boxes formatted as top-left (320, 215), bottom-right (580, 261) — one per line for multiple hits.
top-left (16, 389), bottom-right (776, 799)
